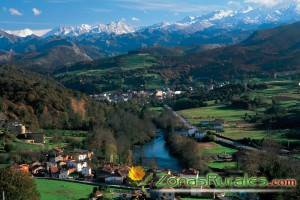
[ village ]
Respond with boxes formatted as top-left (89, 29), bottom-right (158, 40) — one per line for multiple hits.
top-left (3, 122), bottom-right (130, 185)
top-left (89, 88), bottom-right (186, 103)
top-left (88, 81), bottom-right (230, 103)
top-left (5, 116), bottom-right (228, 187)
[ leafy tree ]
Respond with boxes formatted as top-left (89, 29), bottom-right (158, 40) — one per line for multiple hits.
top-left (238, 140), bottom-right (300, 200)
top-left (0, 167), bottom-right (40, 200)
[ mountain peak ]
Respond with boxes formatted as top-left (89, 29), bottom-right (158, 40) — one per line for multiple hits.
top-left (5, 29), bottom-right (51, 37)
top-left (46, 21), bottom-right (134, 37)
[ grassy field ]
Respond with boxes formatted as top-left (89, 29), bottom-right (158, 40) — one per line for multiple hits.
top-left (44, 129), bottom-right (87, 148)
top-left (208, 161), bottom-right (237, 170)
top-left (179, 105), bottom-right (262, 141)
top-left (250, 80), bottom-right (300, 109)
top-left (199, 142), bottom-right (238, 156)
top-left (35, 179), bottom-right (94, 200)
top-left (54, 52), bottom-right (165, 92)
top-left (12, 139), bottom-right (46, 152)
top-left (35, 179), bottom-right (132, 200)
top-left (178, 79), bottom-right (300, 159)
top-left (222, 128), bottom-right (267, 140)
top-left (119, 54), bottom-right (158, 70)
top-left (179, 105), bottom-right (254, 125)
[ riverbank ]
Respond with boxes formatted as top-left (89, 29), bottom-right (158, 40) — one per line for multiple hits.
top-left (133, 130), bottom-right (182, 171)
top-left (164, 131), bottom-right (209, 173)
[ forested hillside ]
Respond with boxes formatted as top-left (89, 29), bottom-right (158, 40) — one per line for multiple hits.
top-left (0, 65), bottom-right (87, 130)
top-left (50, 22), bottom-right (300, 93)
top-left (0, 65), bottom-right (155, 164)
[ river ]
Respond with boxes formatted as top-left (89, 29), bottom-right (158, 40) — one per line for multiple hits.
top-left (133, 130), bottom-right (182, 171)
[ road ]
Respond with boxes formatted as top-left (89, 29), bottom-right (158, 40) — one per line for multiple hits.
top-left (165, 105), bottom-right (289, 154)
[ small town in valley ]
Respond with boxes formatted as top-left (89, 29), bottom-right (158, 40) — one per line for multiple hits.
top-left (1, 0), bottom-right (300, 200)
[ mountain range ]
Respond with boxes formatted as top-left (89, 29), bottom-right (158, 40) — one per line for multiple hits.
top-left (1, 5), bottom-right (300, 75)
top-left (48, 21), bottom-right (300, 93)
top-left (6, 4), bottom-right (300, 38)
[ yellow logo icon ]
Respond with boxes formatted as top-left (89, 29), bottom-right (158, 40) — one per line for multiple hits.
top-left (128, 166), bottom-right (146, 181)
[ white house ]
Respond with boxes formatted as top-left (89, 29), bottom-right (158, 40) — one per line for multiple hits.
top-left (77, 154), bottom-right (87, 161)
top-left (174, 91), bottom-right (183, 95)
top-left (8, 122), bottom-right (26, 135)
top-left (76, 162), bottom-right (88, 172)
top-left (72, 150), bottom-right (93, 162)
top-left (188, 128), bottom-right (197, 136)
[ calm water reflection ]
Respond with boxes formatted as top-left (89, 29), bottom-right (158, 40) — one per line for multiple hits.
top-left (134, 130), bottom-right (182, 171)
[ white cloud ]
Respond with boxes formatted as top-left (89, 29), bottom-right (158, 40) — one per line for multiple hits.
top-left (245, 0), bottom-right (300, 6)
top-left (9, 8), bottom-right (22, 16)
top-left (32, 8), bottom-right (42, 16)
top-left (131, 17), bottom-right (140, 21)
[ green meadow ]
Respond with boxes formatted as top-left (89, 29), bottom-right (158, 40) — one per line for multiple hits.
top-left (178, 105), bottom-right (253, 125)
top-left (199, 142), bottom-right (238, 156)
top-left (35, 179), bottom-right (94, 200)
top-left (208, 161), bottom-right (238, 170)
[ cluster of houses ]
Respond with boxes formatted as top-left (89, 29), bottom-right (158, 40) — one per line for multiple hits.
top-left (8, 122), bottom-right (46, 144)
top-left (206, 81), bottom-right (230, 91)
top-left (16, 148), bottom-right (94, 179)
top-left (199, 119), bottom-right (224, 133)
top-left (154, 89), bottom-right (183, 100)
top-left (15, 148), bottom-right (134, 184)
top-left (95, 163), bottom-right (130, 185)
top-left (90, 88), bottom-right (184, 103)
top-left (178, 119), bottom-right (224, 141)
top-left (179, 127), bottom-right (207, 141)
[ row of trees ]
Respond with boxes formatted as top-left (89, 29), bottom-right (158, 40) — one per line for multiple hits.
top-left (85, 102), bottom-right (156, 167)
top-left (165, 132), bottom-right (208, 173)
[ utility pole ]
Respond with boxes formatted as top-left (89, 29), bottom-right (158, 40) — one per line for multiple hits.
top-left (2, 190), bottom-right (5, 200)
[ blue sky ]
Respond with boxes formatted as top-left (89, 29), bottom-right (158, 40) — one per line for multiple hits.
top-left (0, 0), bottom-right (294, 30)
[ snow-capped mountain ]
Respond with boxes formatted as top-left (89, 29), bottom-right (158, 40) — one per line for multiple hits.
top-left (144, 3), bottom-right (300, 34)
top-left (6, 29), bottom-right (51, 37)
top-left (2, 3), bottom-right (300, 67)
top-left (45, 21), bottom-right (135, 37)
top-left (7, 3), bottom-right (300, 39)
